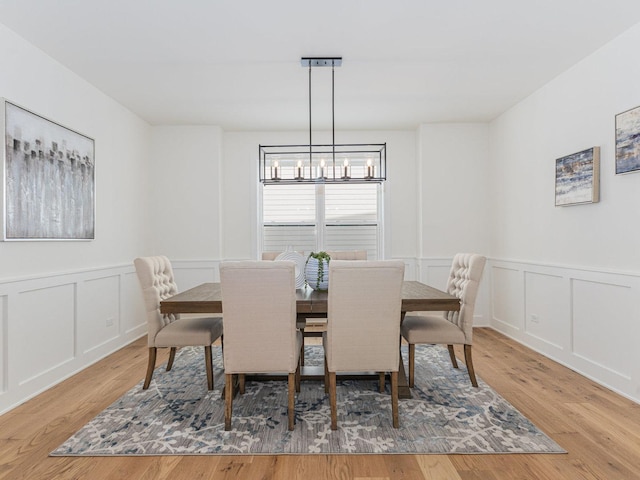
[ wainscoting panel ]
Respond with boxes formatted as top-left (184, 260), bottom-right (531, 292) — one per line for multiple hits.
top-left (0, 264), bottom-right (146, 415)
top-left (491, 265), bottom-right (523, 332)
top-left (15, 283), bottom-right (76, 386)
top-left (122, 271), bottom-right (146, 335)
top-left (0, 295), bottom-right (6, 394)
top-left (172, 260), bottom-right (221, 291)
top-left (80, 275), bottom-right (121, 355)
top-left (489, 259), bottom-right (640, 404)
top-left (524, 272), bottom-right (567, 350)
top-left (571, 278), bottom-right (635, 380)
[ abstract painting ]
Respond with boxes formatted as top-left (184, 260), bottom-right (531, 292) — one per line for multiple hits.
top-left (2, 99), bottom-right (95, 240)
top-left (615, 105), bottom-right (640, 174)
top-left (555, 147), bottom-right (600, 207)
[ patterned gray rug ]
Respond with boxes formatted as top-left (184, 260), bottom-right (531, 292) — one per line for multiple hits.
top-left (51, 345), bottom-right (564, 456)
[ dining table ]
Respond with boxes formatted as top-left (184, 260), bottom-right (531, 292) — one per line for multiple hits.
top-left (160, 280), bottom-right (460, 399)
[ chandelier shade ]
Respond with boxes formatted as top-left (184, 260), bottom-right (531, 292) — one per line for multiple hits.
top-left (259, 57), bottom-right (386, 185)
top-left (259, 143), bottom-right (386, 184)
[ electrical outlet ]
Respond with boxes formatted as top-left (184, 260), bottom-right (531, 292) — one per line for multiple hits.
top-left (529, 314), bottom-right (540, 323)
top-left (106, 317), bottom-right (114, 327)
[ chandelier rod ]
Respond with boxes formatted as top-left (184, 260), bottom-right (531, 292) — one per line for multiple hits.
top-left (308, 63), bottom-right (312, 172)
top-left (332, 60), bottom-right (336, 170)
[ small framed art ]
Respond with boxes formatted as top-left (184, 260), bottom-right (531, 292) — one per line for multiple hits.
top-left (615, 105), bottom-right (640, 175)
top-left (555, 147), bottom-right (600, 207)
top-left (2, 99), bottom-right (95, 240)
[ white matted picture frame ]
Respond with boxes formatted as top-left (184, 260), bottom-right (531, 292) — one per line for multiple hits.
top-left (555, 147), bottom-right (600, 207)
top-left (615, 105), bottom-right (640, 175)
top-left (1, 98), bottom-right (95, 240)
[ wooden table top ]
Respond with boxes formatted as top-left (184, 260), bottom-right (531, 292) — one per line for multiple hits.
top-left (160, 280), bottom-right (460, 315)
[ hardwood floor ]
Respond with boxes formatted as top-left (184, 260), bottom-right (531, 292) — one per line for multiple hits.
top-left (1, 328), bottom-right (639, 479)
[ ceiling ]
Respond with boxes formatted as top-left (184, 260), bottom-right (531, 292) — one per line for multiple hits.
top-left (2, 0), bottom-right (640, 131)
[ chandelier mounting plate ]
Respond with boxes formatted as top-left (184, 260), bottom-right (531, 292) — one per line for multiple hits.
top-left (301, 57), bottom-right (342, 67)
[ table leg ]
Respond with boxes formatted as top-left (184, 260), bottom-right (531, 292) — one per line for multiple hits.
top-left (397, 355), bottom-right (412, 399)
top-left (398, 312), bottom-right (412, 399)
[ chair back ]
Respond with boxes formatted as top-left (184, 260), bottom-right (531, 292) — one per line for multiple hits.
top-left (326, 260), bottom-right (405, 373)
top-left (134, 256), bottom-right (180, 347)
top-left (220, 261), bottom-right (298, 374)
top-left (326, 250), bottom-right (367, 260)
top-left (444, 253), bottom-right (486, 343)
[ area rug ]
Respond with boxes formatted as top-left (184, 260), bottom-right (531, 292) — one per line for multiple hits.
top-left (51, 345), bottom-right (564, 456)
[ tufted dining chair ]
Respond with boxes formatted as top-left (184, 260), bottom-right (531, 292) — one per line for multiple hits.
top-left (323, 260), bottom-right (405, 429)
top-left (220, 261), bottom-right (302, 431)
top-left (134, 256), bottom-right (224, 390)
top-left (400, 253), bottom-right (486, 388)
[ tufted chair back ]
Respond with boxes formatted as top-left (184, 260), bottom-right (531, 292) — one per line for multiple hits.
top-left (134, 256), bottom-right (180, 347)
top-left (443, 253), bottom-right (486, 343)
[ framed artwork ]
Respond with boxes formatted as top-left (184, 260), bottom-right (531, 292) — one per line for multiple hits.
top-left (2, 99), bottom-right (95, 240)
top-left (555, 147), bottom-right (600, 207)
top-left (615, 105), bottom-right (640, 175)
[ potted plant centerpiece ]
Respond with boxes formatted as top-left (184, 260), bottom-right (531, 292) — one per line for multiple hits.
top-left (304, 251), bottom-right (331, 290)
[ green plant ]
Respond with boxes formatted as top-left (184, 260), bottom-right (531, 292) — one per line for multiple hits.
top-left (306, 251), bottom-right (331, 289)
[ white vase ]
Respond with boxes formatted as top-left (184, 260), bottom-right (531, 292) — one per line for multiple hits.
top-left (304, 257), bottom-right (329, 290)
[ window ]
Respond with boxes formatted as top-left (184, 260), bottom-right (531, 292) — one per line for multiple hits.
top-left (262, 182), bottom-right (382, 259)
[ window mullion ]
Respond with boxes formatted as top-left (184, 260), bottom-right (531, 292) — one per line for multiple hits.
top-left (315, 183), bottom-right (325, 251)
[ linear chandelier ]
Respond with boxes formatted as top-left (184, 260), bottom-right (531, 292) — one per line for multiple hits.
top-left (259, 57), bottom-right (386, 184)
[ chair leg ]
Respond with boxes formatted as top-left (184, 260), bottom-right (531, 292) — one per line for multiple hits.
top-left (391, 371), bottom-right (399, 428)
top-left (329, 372), bottom-right (338, 430)
top-left (300, 329), bottom-right (305, 366)
top-left (205, 346), bottom-right (214, 390)
top-left (464, 344), bottom-right (478, 387)
top-left (239, 374), bottom-right (245, 395)
top-left (447, 345), bottom-right (459, 368)
top-left (224, 374), bottom-right (233, 431)
top-left (295, 362), bottom-right (301, 393)
top-left (288, 372), bottom-right (296, 431)
top-left (166, 347), bottom-right (177, 371)
top-left (378, 372), bottom-right (385, 393)
top-left (143, 347), bottom-right (157, 390)
top-left (324, 353), bottom-right (329, 394)
top-left (408, 344), bottom-right (415, 388)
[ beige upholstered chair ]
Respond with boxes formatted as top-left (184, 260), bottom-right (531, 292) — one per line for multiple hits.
top-left (134, 256), bottom-right (224, 390)
top-left (401, 253), bottom-right (486, 388)
top-left (219, 261), bottom-right (302, 431)
top-left (323, 260), bottom-right (405, 429)
top-left (261, 250), bottom-right (367, 365)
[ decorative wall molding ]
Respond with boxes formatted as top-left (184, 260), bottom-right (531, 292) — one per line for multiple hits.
top-left (3, 255), bottom-right (637, 414)
top-left (489, 258), bottom-right (640, 404)
top-left (0, 264), bottom-right (146, 415)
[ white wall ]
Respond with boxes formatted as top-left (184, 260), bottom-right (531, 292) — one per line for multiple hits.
top-left (488, 23), bottom-right (640, 402)
top-left (417, 123), bottom-right (491, 257)
top-left (149, 126), bottom-right (223, 259)
top-left (0, 25), bottom-right (150, 414)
